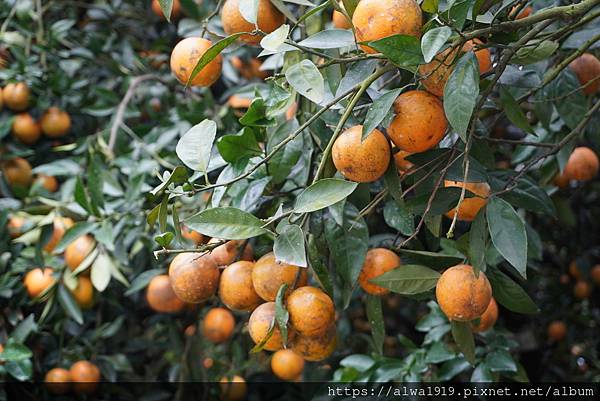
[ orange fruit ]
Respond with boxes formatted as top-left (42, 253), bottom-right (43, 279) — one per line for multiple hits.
top-left (547, 320), bottom-right (567, 341)
top-left (219, 261), bottom-right (262, 311)
top-left (35, 174), bottom-right (59, 192)
top-left (285, 101), bottom-right (297, 121)
top-left (332, 7), bottom-right (351, 30)
top-left (553, 171), bottom-right (570, 188)
top-left (228, 94), bottom-right (253, 109)
top-left (152, 0), bottom-right (181, 19)
top-left (65, 235), bottom-right (96, 271)
top-left (435, 264), bottom-right (492, 321)
top-left (12, 113), bottom-right (41, 145)
top-left (146, 274), bottom-right (185, 313)
top-left (203, 357), bottom-right (214, 368)
top-left (358, 248), bottom-right (401, 295)
top-left (514, 6), bottom-right (532, 19)
top-left (331, 125), bottom-right (390, 183)
top-left (71, 276), bottom-right (94, 309)
top-left (252, 252), bottom-right (307, 301)
top-left (44, 217), bottom-right (74, 253)
top-left (419, 39), bottom-right (491, 97)
top-left (574, 280), bottom-right (591, 299)
top-left (569, 53), bottom-right (600, 95)
top-left (44, 367), bottom-right (72, 395)
top-left (444, 180), bottom-right (491, 221)
top-left (170, 37), bottom-right (222, 87)
top-left (209, 239), bottom-right (254, 267)
top-left (40, 107), bottom-right (71, 138)
top-left (1, 157), bottom-right (32, 187)
top-left (3, 82), bottom-right (30, 111)
top-left (563, 146), bottom-right (599, 181)
top-left (470, 298), bottom-right (498, 333)
top-left (168, 252), bottom-right (220, 303)
top-left (184, 324), bottom-right (197, 337)
top-left (271, 349), bottom-right (304, 381)
top-left (248, 302), bottom-right (291, 351)
top-left (181, 225), bottom-right (204, 245)
top-left (70, 360), bottom-right (100, 394)
top-left (203, 307), bottom-right (235, 344)
top-left (352, 0), bottom-right (422, 54)
top-left (23, 267), bottom-right (56, 298)
top-left (221, 0), bottom-right (285, 45)
top-left (387, 90), bottom-right (448, 152)
top-left (7, 215), bottom-right (25, 238)
top-left (287, 286), bottom-right (335, 337)
top-left (219, 375), bottom-right (247, 401)
top-left (393, 149), bottom-right (413, 174)
top-left (290, 324), bottom-right (337, 361)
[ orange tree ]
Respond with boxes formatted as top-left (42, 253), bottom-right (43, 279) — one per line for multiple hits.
top-left (1, 0), bottom-right (600, 397)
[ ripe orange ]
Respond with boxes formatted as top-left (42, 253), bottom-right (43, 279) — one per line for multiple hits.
top-left (65, 235), bottom-right (96, 271)
top-left (184, 324), bottom-right (197, 337)
top-left (44, 367), bottom-right (72, 395)
top-left (71, 276), bottom-right (94, 309)
top-left (569, 53), bottom-right (600, 95)
top-left (563, 147), bottom-right (599, 181)
top-left (219, 375), bottom-right (247, 401)
top-left (146, 274), bottom-right (185, 313)
top-left (181, 225), bottom-right (204, 245)
top-left (209, 239), bottom-right (254, 266)
top-left (387, 90), bottom-right (447, 152)
top-left (221, 0), bottom-right (285, 45)
top-left (203, 307), bottom-right (235, 343)
top-left (248, 302), bottom-right (291, 351)
top-left (271, 349), bottom-right (304, 381)
top-left (3, 82), bottom-right (30, 111)
top-left (70, 360), bottom-right (100, 394)
top-left (591, 265), bottom-right (600, 285)
top-left (203, 357), bottom-right (214, 368)
top-left (573, 280), bottom-right (591, 299)
top-left (358, 248), bottom-right (401, 295)
top-left (168, 252), bottom-right (220, 303)
top-left (252, 252), bottom-right (307, 301)
top-left (40, 107), bottom-right (71, 138)
top-left (44, 217), bottom-right (74, 253)
top-left (35, 174), bottom-right (59, 192)
top-left (435, 264), bottom-right (492, 321)
top-left (12, 113), bottom-right (41, 145)
top-left (1, 157), bottom-right (33, 187)
top-left (444, 180), bottom-right (491, 221)
top-left (219, 261), bottom-right (262, 311)
top-left (290, 324), bottom-right (337, 361)
top-left (419, 39), bottom-right (491, 97)
top-left (553, 171), bottom-right (570, 188)
top-left (470, 298), bottom-right (498, 333)
top-left (170, 37), bottom-right (222, 87)
top-left (393, 149), bottom-right (413, 174)
top-left (287, 286), bottom-right (335, 337)
top-left (332, 125), bottom-right (390, 183)
top-left (228, 94), bottom-right (253, 109)
top-left (352, 0), bottom-right (422, 54)
top-left (152, 0), bottom-right (181, 19)
top-left (23, 268), bottom-right (56, 298)
top-left (547, 320), bottom-right (567, 341)
top-left (7, 215), bottom-right (25, 238)
top-left (332, 3), bottom-right (351, 30)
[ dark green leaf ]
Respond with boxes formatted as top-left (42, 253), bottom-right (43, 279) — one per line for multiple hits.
top-left (217, 128), bottom-right (262, 163)
top-left (444, 52), bottom-right (479, 140)
top-left (371, 264), bottom-right (440, 295)
top-left (367, 34), bottom-right (424, 71)
top-left (487, 266), bottom-right (539, 314)
top-left (468, 209), bottom-right (488, 274)
top-left (362, 88), bottom-right (402, 140)
top-left (499, 85), bottom-right (533, 134)
top-left (57, 285), bottom-right (83, 324)
top-left (294, 178), bottom-right (358, 213)
top-left (298, 29), bottom-right (355, 49)
top-left (274, 224), bottom-right (307, 267)
top-left (451, 320), bottom-right (475, 365)
top-left (157, 0), bottom-right (174, 21)
top-left (365, 295), bottom-right (384, 355)
top-left (285, 59), bottom-right (324, 104)
top-left (485, 349), bottom-right (517, 372)
top-left (186, 207), bottom-right (270, 239)
top-left (274, 284), bottom-right (289, 346)
top-left (399, 249), bottom-right (464, 269)
top-left (421, 26), bottom-right (452, 63)
top-left (487, 197), bottom-right (527, 278)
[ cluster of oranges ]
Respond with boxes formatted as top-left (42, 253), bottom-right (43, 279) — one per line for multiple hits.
top-left (44, 360), bottom-right (101, 395)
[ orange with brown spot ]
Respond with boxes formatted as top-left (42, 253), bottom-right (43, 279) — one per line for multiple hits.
top-left (168, 252), bottom-right (220, 303)
top-left (387, 90), bottom-right (448, 152)
top-left (252, 252), bottom-right (307, 301)
top-left (332, 125), bottom-right (390, 183)
top-left (146, 274), bottom-right (185, 313)
top-left (444, 180), bottom-right (490, 222)
top-left (221, 0), bottom-right (285, 45)
top-left (287, 286), bottom-right (335, 337)
top-left (219, 261), bottom-right (262, 311)
top-left (470, 298), bottom-right (498, 333)
top-left (291, 324), bottom-right (337, 361)
top-left (358, 248), bottom-right (401, 296)
top-left (170, 37), bottom-right (222, 87)
top-left (203, 307), bottom-right (235, 343)
top-left (435, 264), bottom-right (492, 321)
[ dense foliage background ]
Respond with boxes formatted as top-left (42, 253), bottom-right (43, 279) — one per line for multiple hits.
top-left (0, 0), bottom-right (599, 399)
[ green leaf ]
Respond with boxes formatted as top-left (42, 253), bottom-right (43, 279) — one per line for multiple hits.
top-left (157, 0), bottom-right (174, 21)
top-left (367, 34), bottom-right (424, 71)
top-left (491, 173), bottom-right (556, 216)
top-left (425, 341), bottom-right (456, 364)
top-left (298, 29), bottom-right (355, 49)
top-left (365, 295), bottom-right (384, 355)
top-left (217, 127), bottom-right (263, 163)
top-left (451, 320), bottom-right (475, 365)
top-left (74, 176), bottom-right (93, 215)
top-left (471, 363), bottom-right (493, 382)
top-left (125, 269), bottom-right (163, 296)
top-left (421, 26), bottom-right (452, 63)
top-left (444, 52), bottom-right (479, 140)
top-left (341, 0), bottom-right (359, 16)
top-left (274, 284), bottom-right (289, 346)
top-left (485, 349), bottom-right (517, 373)
top-left (176, 119), bottom-right (217, 172)
top-left (260, 24), bottom-right (290, 51)
top-left (514, 40), bottom-right (559, 65)
top-left (88, 154), bottom-right (105, 211)
top-left (53, 222), bottom-right (97, 254)
top-left (91, 252), bottom-right (113, 292)
top-left (57, 284), bottom-right (83, 324)
top-left (186, 207), bottom-right (270, 240)
top-left (468, 209), bottom-right (488, 274)
top-left (545, 68), bottom-right (587, 130)
top-left (422, 0), bottom-right (439, 13)
top-left (486, 266), bottom-right (539, 314)
top-left (294, 178), bottom-right (358, 213)
top-left (239, 0), bottom-right (259, 24)
top-left (447, 0), bottom-right (474, 30)
top-left (0, 341), bottom-right (32, 361)
top-left (186, 33), bottom-right (245, 87)
top-left (371, 264), bottom-right (440, 295)
top-left (307, 233), bottom-right (334, 296)
top-left (499, 86), bottom-right (533, 134)
top-left (398, 249), bottom-right (464, 269)
top-left (6, 359), bottom-right (32, 381)
top-left (158, 195), bottom-right (169, 233)
top-left (383, 200), bottom-right (414, 236)
top-left (487, 197), bottom-right (527, 278)
top-left (267, 120), bottom-right (303, 184)
top-left (150, 166), bottom-right (189, 196)
top-left (239, 98), bottom-right (276, 127)
top-left (274, 224), bottom-right (307, 267)
top-left (285, 59), bottom-right (325, 104)
top-left (362, 88), bottom-right (402, 140)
